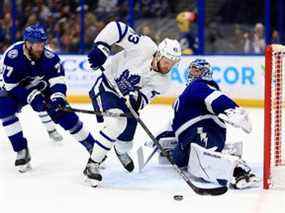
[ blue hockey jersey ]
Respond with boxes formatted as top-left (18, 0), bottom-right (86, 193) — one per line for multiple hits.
top-left (1, 41), bottom-right (66, 104)
top-left (172, 79), bottom-right (238, 151)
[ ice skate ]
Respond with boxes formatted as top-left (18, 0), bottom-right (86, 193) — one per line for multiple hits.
top-left (231, 162), bottom-right (259, 189)
top-left (114, 146), bottom-right (134, 172)
top-left (84, 158), bottom-right (103, 187)
top-left (48, 129), bottom-right (63, 143)
top-left (15, 148), bottom-right (31, 173)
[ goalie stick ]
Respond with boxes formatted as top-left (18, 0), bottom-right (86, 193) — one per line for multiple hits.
top-left (98, 67), bottom-right (228, 196)
top-left (137, 146), bottom-right (158, 172)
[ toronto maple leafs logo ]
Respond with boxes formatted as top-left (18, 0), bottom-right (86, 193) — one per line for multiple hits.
top-left (115, 70), bottom-right (141, 96)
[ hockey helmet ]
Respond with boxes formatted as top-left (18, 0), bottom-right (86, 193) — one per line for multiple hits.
top-left (23, 23), bottom-right (48, 44)
top-left (176, 11), bottom-right (197, 32)
top-left (157, 38), bottom-right (181, 63)
top-left (187, 59), bottom-right (213, 84)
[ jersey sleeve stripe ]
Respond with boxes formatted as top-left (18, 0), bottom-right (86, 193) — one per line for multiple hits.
top-left (48, 76), bottom-right (65, 88)
top-left (204, 91), bottom-right (223, 114)
top-left (95, 41), bottom-right (111, 52)
top-left (4, 82), bottom-right (19, 91)
top-left (116, 21), bottom-right (128, 43)
top-left (116, 21), bottom-right (123, 42)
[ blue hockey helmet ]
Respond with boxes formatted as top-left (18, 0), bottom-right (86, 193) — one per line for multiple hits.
top-left (187, 59), bottom-right (213, 84)
top-left (23, 24), bottom-right (48, 43)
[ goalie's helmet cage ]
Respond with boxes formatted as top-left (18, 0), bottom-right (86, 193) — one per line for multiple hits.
top-left (157, 38), bottom-right (181, 63)
top-left (187, 58), bottom-right (213, 85)
top-left (264, 44), bottom-right (285, 189)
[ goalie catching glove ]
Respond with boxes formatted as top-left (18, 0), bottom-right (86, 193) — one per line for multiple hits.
top-left (218, 107), bottom-right (252, 134)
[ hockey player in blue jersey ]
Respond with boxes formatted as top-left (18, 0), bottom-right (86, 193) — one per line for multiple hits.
top-left (0, 24), bottom-right (96, 172)
top-left (0, 60), bottom-right (63, 144)
top-left (154, 59), bottom-right (258, 189)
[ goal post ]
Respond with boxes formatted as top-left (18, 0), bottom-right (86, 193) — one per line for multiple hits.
top-left (264, 44), bottom-right (285, 189)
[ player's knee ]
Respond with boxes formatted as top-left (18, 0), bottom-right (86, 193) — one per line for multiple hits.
top-left (103, 109), bottom-right (128, 139)
top-left (54, 111), bottom-right (79, 131)
top-left (0, 97), bottom-right (18, 118)
top-left (117, 116), bottom-right (137, 142)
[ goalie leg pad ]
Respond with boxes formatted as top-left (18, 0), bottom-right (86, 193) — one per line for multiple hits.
top-left (188, 143), bottom-right (239, 186)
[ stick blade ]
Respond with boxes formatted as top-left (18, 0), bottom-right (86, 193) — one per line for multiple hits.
top-left (186, 179), bottom-right (228, 196)
top-left (136, 146), bottom-right (144, 173)
top-left (195, 185), bottom-right (228, 196)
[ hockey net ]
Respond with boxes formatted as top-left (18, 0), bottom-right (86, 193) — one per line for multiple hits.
top-left (264, 44), bottom-right (285, 189)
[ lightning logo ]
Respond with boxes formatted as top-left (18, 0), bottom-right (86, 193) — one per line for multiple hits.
top-left (197, 127), bottom-right (208, 147)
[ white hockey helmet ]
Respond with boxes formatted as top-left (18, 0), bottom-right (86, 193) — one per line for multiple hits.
top-left (157, 38), bottom-right (181, 62)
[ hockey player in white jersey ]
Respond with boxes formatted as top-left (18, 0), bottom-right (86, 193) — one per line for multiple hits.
top-left (151, 59), bottom-right (258, 189)
top-left (85, 21), bottom-right (181, 186)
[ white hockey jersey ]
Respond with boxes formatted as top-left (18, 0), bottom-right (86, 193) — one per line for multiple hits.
top-left (93, 21), bottom-right (170, 108)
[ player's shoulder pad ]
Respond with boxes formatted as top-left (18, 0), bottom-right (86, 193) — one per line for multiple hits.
top-left (3, 43), bottom-right (24, 66)
top-left (6, 49), bottom-right (19, 59)
top-left (44, 48), bottom-right (56, 59)
top-left (189, 79), bottom-right (207, 89)
top-left (4, 42), bottom-right (23, 61)
top-left (141, 36), bottom-right (157, 57)
top-left (44, 48), bottom-right (60, 65)
top-left (191, 79), bottom-right (219, 91)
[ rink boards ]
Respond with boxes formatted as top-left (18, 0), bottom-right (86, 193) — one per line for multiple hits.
top-left (0, 54), bottom-right (265, 107)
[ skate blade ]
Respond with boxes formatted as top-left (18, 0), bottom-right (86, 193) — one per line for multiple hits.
top-left (17, 163), bottom-right (32, 173)
top-left (85, 177), bottom-right (101, 187)
top-left (236, 177), bottom-right (260, 189)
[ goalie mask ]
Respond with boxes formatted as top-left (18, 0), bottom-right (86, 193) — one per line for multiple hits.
top-left (187, 59), bottom-right (213, 85)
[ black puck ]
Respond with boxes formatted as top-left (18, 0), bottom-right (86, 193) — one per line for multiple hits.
top-left (173, 195), bottom-right (183, 201)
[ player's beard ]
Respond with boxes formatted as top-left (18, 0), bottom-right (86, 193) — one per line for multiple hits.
top-left (29, 48), bottom-right (43, 61)
top-left (25, 44), bottom-right (43, 61)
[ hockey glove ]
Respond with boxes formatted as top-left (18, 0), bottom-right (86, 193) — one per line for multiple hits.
top-left (115, 70), bottom-right (141, 96)
top-left (49, 97), bottom-right (68, 110)
top-left (219, 107), bottom-right (252, 134)
top-left (47, 95), bottom-right (69, 120)
top-left (87, 45), bottom-right (108, 70)
top-left (27, 90), bottom-right (47, 112)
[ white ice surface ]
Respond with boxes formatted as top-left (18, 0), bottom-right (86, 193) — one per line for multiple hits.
top-left (0, 104), bottom-right (284, 213)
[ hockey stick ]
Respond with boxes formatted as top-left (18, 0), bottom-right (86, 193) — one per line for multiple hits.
top-left (99, 67), bottom-right (228, 195)
top-left (137, 146), bottom-right (158, 172)
top-left (62, 106), bottom-right (133, 118)
top-left (126, 101), bottom-right (228, 195)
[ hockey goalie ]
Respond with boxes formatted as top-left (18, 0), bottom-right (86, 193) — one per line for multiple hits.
top-left (143, 59), bottom-right (259, 189)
